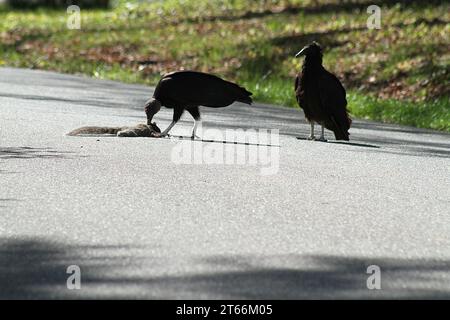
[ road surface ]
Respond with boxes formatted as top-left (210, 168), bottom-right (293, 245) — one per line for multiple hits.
top-left (0, 67), bottom-right (449, 299)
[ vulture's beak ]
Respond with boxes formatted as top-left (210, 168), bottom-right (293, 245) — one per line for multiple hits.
top-left (295, 47), bottom-right (307, 58)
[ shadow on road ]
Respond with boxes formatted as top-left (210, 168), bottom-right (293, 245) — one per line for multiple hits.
top-left (0, 237), bottom-right (448, 299)
top-left (326, 141), bottom-right (380, 148)
top-left (0, 92), bottom-right (134, 110)
top-left (0, 147), bottom-right (76, 160)
top-left (296, 137), bottom-right (379, 149)
top-left (0, 169), bottom-right (17, 174)
top-left (0, 198), bottom-right (19, 209)
top-left (167, 135), bottom-right (280, 147)
top-left (0, 238), bottom-right (137, 299)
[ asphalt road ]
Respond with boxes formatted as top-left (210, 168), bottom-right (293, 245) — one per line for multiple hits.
top-left (0, 67), bottom-right (449, 299)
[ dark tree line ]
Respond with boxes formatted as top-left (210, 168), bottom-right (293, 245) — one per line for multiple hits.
top-left (7, 0), bottom-right (110, 8)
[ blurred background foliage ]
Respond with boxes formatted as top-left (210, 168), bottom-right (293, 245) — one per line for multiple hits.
top-left (0, 0), bottom-right (448, 131)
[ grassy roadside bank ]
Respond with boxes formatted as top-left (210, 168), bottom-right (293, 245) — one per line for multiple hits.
top-left (0, 0), bottom-right (449, 131)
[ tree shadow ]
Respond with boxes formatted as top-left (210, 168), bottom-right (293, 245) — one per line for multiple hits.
top-left (157, 254), bottom-right (450, 299)
top-left (0, 198), bottom-right (19, 209)
top-left (345, 143), bottom-right (450, 159)
top-left (0, 237), bottom-right (449, 299)
top-left (0, 92), bottom-right (132, 110)
top-left (6, 0), bottom-right (110, 10)
top-left (241, 16), bottom-right (448, 78)
top-left (0, 147), bottom-right (75, 160)
top-left (0, 169), bottom-right (18, 174)
top-left (270, 17), bottom-right (448, 57)
top-left (0, 238), bottom-right (139, 299)
top-left (183, 0), bottom-right (446, 24)
top-left (270, 29), bottom-right (354, 55)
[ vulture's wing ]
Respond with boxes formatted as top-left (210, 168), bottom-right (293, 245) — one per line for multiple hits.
top-left (294, 74), bottom-right (302, 105)
top-left (319, 70), bottom-right (347, 108)
top-left (156, 71), bottom-right (252, 108)
top-left (318, 70), bottom-right (351, 140)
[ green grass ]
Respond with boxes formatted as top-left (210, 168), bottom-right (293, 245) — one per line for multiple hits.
top-left (348, 94), bottom-right (449, 131)
top-left (0, 0), bottom-right (449, 131)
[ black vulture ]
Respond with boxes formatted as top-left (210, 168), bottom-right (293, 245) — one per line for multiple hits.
top-left (144, 71), bottom-right (253, 138)
top-left (294, 42), bottom-right (351, 141)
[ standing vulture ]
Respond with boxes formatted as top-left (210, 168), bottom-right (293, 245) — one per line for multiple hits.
top-left (295, 42), bottom-right (351, 141)
top-left (144, 71), bottom-right (253, 138)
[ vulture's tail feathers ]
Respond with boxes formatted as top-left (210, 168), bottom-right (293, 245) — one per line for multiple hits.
top-left (234, 85), bottom-right (253, 105)
top-left (330, 115), bottom-right (351, 141)
top-left (238, 95), bottom-right (253, 105)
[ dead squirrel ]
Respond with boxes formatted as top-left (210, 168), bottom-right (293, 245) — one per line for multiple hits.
top-left (67, 123), bottom-right (161, 137)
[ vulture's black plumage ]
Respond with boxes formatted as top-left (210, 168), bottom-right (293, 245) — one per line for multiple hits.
top-left (295, 42), bottom-right (351, 141)
top-left (145, 70), bottom-right (253, 138)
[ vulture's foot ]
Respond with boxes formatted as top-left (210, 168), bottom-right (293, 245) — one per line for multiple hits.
top-left (191, 134), bottom-right (200, 140)
top-left (316, 136), bottom-right (327, 142)
top-left (307, 135), bottom-right (316, 141)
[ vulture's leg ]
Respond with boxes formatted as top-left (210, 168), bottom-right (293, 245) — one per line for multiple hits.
top-left (159, 122), bottom-right (176, 137)
top-left (307, 122), bottom-right (315, 140)
top-left (317, 125), bottom-right (327, 142)
top-left (158, 108), bottom-right (184, 137)
top-left (187, 107), bottom-right (201, 140)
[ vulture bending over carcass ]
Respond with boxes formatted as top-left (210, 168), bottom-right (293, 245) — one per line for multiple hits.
top-left (144, 71), bottom-right (253, 138)
top-left (295, 42), bottom-right (351, 141)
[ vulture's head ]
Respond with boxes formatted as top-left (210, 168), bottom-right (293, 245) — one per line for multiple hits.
top-left (144, 99), bottom-right (162, 125)
top-left (295, 42), bottom-right (323, 59)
